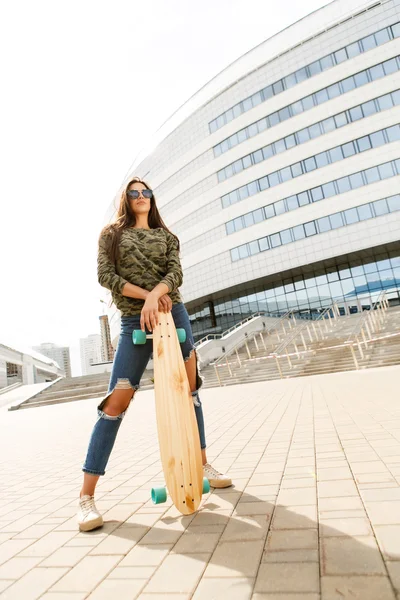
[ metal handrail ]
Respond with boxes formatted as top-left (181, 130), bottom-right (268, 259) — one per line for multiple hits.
top-left (272, 302), bottom-right (339, 357)
top-left (211, 303), bottom-right (338, 373)
top-left (195, 312), bottom-right (263, 346)
top-left (343, 291), bottom-right (388, 368)
top-left (345, 291), bottom-right (387, 343)
top-left (272, 320), bottom-right (312, 357)
top-left (267, 301), bottom-right (340, 378)
top-left (0, 381), bottom-right (23, 396)
top-left (209, 293), bottom-right (392, 384)
top-left (210, 309), bottom-right (298, 368)
top-left (194, 309), bottom-right (293, 347)
top-left (210, 309), bottom-right (306, 385)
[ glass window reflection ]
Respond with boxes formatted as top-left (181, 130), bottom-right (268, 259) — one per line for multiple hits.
top-left (364, 167), bottom-right (380, 184)
top-left (264, 204), bottom-right (275, 219)
top-left (346, 41), bottom-right (361, 58)
top-left (287, 195), bottom-right (299, 211)
top-left (334, 48), bottom-right (347, 64)
top-left (375, 28), bottom-right (391, 45)
top-left (308, 60), bottom-right (322, 76)
top-left (370, 130), bottom-right (385, 148)
top-left (280, 229), bottom-right (292, 244)
top-left (253, 208), bottom-right (264, 223)
top-left (349, 172), bottom-right (363, 189)
top-left (320, 55), bottom-right (334, 70)
top-left (330, 213), bottom-right (344, 229)
top-left (341, 76), bottom-right (356, 92)
top-left (315, 152), bottom-right (329, 168)
top-left (327, 83), bottom-right (341, 99)
top-left (249, 241), bottom-right (259, 255)
top-left (315, 88), bottom-right (329, 104)
top-left (353, 275), bottom-right (367, 290)
top-left (297, 191), bottom-right (309, 206)
top-left (270, 233), bottom-right (281, 247)
top-left (350, 265), bottom-right (364, 277)
top-left (334, 112), bottom-right (347, 128)
top-left (329, 146), bottom-right (343, 162)
top-left (362, 99), bottom-right (377, 116)
top-left (369, 64), bottom-right (385, 80)
top-left (304, 222), bottom-right (317, 236)
top-left (317, 217), bottom-right (331, 233)
top-left (354, 71), bottom-right (369, 86)
top-left (349, 106), bottom-right (363, 121)
top-left (327, 270), bottom-right (339, 282)
top-left (329, 281), bottom-right (343, 297)
top-left (378, 163), bottom-right (394, 180)
top-left (388, 195), bottom-right (400, 211)
top-left (342, 142), bottom-right (356, 157)
top-left (292, 225), bottom-right (305, 240)
top-left (337, 177), bottom-right (351, 194)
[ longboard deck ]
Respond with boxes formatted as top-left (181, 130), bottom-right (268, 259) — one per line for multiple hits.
top-left (152, 311), bottom-right (204, 514)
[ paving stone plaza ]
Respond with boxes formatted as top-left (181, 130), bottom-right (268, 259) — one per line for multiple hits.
top-left (0, 366), bottom-right (399, 599)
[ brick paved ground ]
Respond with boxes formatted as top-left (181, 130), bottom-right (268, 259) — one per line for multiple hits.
top-left (0, 366), bottom-right (399, 599)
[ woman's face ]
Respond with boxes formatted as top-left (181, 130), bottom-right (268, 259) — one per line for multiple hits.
top-left (127, 182), bottom-right (152, 216)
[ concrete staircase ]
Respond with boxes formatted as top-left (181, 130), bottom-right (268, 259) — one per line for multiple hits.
top-left (11, 306), bottom-right (400, 408)
top-left (10, 372), bottom-right (154, 410)
top-left (200, 305), bottom-right (400, 387)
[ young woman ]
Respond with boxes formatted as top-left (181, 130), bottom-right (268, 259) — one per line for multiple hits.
top-left (78, 177), bottom-right (232, 531)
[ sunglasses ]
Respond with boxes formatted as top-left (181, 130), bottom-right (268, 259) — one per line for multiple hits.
top-left (127, 189), bottom-right (153, 200)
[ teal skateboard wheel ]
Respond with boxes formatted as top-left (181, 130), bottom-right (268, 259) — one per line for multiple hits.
top-left (202, 478), bottom-right (210, 494)
top-left (177, 328), bottom-right (186, 343)
top-left (133, 330), bottom-right (147, 345)
top-left (151, 487), bottom-right (167, 504)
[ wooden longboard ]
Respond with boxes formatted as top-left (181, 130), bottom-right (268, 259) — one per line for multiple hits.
top-left (152, 311), bottom-right (204, 515)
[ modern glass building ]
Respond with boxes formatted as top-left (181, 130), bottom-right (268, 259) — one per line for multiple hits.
top-left (108, 0), bottom-right (400, 342)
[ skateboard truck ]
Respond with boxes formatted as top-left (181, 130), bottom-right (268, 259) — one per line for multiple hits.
top-left (133, 324), bottom-right (187, 345)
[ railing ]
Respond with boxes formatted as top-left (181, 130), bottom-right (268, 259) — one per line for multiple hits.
top-left (270, 302), bottom-right (340, 378)
top-left (211, 309), bottom-right (301, 385)
top-left (0, 381), bottom-right (23, 396)
top-left (195, 302), bottom-right (349, 348)
top-left (343, 291), bottom-right (389, 369)
top-left (213, 302), bottom-right (340, 385)
top-left (194, 310), bottom-right (289, 347)
top-left (202, 295), bottom-right (396, 385)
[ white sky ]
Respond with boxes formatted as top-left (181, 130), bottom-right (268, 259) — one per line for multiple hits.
top-left (0, 0), bottom-right (329, 376)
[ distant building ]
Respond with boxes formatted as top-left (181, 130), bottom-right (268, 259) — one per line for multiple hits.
top-left (80, 334), bottom-right (102, 376)
top-left (32, 343), bottom-right (72, 378)
top-left (99, 315), bottom-right (114, 361)
top-left (0, 342), bottom-right (63, 389)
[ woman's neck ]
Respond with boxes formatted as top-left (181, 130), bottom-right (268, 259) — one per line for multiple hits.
top-left (132, 217), bottom-right (150, 229)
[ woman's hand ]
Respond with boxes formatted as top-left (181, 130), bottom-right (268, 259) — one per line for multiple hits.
top-left (140, 293), bottom-right (159, 332)
top-left (158, 294), bottom-right (172, 313)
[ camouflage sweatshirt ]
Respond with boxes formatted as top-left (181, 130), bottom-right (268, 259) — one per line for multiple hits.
top-left (97, 227), bottom-right (183, 315)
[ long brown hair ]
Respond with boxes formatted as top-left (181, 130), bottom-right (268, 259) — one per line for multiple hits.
top-left (101, 176), bottom-right (180, 265)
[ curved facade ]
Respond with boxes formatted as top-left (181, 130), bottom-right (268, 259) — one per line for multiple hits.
top-left (109, 0), bottom-right (400, 342)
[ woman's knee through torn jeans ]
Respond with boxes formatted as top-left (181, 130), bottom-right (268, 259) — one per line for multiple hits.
top-left (82, 302), bottom-right (206, 476)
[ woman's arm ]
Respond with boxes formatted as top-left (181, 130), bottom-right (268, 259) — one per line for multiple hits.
top-left (121, 282), bottom-right (150, 300)
top-left (98, 231), bottom-right (148, 300)
top-left (158, 233), bottom-right (183, 294)
top-left (97, 231), bottom-right (129, 294)
top-left (140, 283), bottom-right (170, 332)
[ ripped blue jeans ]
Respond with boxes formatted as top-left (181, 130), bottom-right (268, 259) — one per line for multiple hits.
top-left (82, 302), bottom-right (205, 476)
